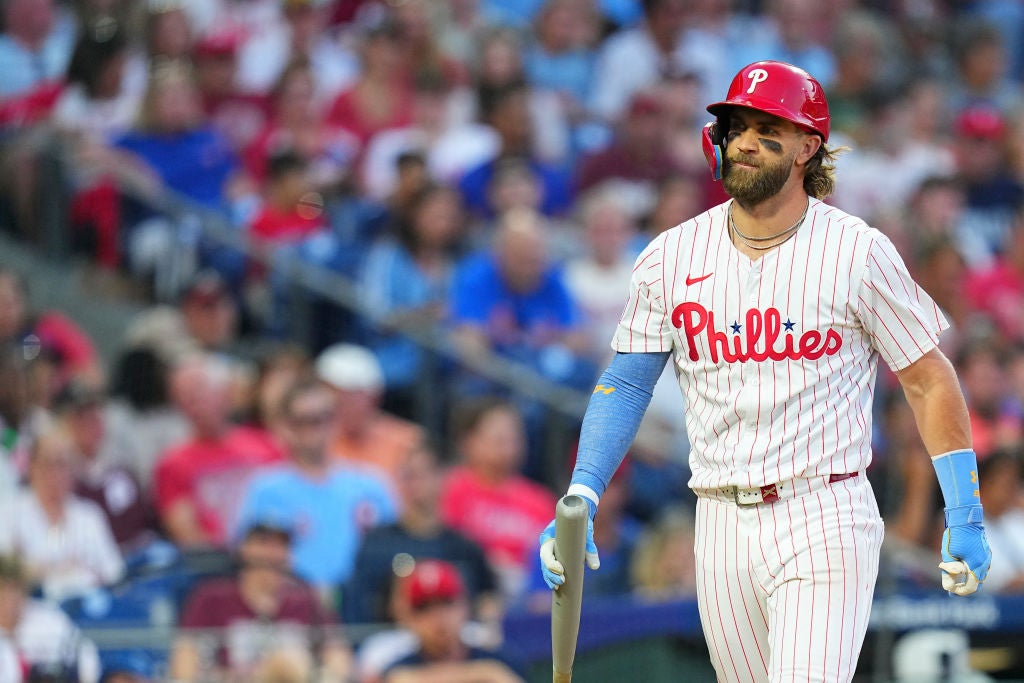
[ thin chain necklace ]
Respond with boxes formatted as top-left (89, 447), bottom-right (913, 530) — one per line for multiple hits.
top-left (729, 200), bottom-right (809, 251)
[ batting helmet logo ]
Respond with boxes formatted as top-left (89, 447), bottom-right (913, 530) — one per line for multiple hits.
top-left (745, 68), bottom-right (769, 94)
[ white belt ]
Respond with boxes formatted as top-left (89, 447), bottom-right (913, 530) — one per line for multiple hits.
top-left (694, 472), bottom-right (860, 506)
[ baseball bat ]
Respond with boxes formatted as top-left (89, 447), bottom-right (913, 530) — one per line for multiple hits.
top-left (551, 494), bottom-right (589, 683)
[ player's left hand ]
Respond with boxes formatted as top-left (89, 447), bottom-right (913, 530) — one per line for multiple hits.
top-left (539, 518), bottom-right (600, 591)
top-left (939, 523), bottom-right (992, 596)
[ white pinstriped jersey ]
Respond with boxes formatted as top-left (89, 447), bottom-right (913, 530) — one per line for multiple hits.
top-left (613, 198), bottom-right (948, 490)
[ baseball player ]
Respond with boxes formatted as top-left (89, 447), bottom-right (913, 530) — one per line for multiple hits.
top-left (539, 60), bottom-right (993, 682)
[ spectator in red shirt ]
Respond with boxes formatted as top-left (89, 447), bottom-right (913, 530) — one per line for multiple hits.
top-left (244, 57), bottom-right (360, 194)
top-left (326, 21), bottom-right (414, 147)
top-left (154, 353), bottom-right (283, 548)
top-left (169, 516), bottom-right (352, 683)
top-left (249, 150), bottom-right (326, 244)
top-left (194, 29), bottom-right (269, 153)
top-left (965, 208), bottom-right (1024, 342)
top-left (247, 150), bottom-right (347, 337)
top-left (440, 397), bottom-right (556, 599)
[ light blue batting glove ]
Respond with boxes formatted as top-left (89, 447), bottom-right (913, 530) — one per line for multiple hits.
top-left (940, 524), bottom-right (991, 596)
top-left (538, 511), bottom-right (600, 591)
top-left (933, 449), bottom-right (993, 596)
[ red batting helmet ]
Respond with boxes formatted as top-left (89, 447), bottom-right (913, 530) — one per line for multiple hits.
top-left (706, 61), bottom-right (830, 141)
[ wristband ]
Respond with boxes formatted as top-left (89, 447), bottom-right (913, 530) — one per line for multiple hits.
top-left (566, 484), bottom-right (599, 519)
top-left (944, 505), bottom-right (985, 527)
top-left (932, 449), bottom-right (982, 524)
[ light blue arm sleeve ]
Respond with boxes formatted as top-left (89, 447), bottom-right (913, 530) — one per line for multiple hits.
top-left (570, 351), bottom-right (671, 514)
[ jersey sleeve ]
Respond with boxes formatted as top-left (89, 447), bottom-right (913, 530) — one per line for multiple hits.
top-left (855, 233), bottom-right (949, 371)
top-left (611, 236), bottom-right (675, 353)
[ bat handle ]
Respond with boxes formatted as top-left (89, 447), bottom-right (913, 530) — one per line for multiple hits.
top-left (552, 494), bottom-right (588, 683)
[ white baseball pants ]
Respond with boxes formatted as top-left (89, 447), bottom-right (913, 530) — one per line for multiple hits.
top-left (694, 474), bottom-right (884, 682)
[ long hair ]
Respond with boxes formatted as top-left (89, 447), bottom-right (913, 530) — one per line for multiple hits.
top-left (66, 18), bottom-right (128, 98)
top-left (803, 142), bottom-right (847, 200)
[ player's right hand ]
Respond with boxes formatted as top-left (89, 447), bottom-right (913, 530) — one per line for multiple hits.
top-left (939, 522), bottom-right (992, 596)
top-left (538, 518), bottom-right (600, 590)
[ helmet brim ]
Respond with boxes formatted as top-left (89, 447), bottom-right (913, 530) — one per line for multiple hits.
top-left (706, 100), bottom-right (827, 141)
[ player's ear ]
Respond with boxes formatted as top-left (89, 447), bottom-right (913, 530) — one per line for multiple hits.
top-left (795, 133), bottom-right (822, 166)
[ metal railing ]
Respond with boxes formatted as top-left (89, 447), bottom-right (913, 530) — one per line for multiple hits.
top-left (18, 132), bottom-right (604, 485)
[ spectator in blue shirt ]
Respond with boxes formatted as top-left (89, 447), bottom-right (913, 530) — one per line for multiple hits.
top-left (450, 207), bottom-right (592, 389)
top-left (113, 61), bottom-right (253, 287)
top-left (114, 61), bottom-right (243, 211)
top-left (0, 0), bottom-right (74, 99)
top-left (359, 184), bottom-right (466, 412)
top-left (523, 0), bottom-right (604, 160)
top-left (450, 208), bottom-right (594, 480)
top-left (234, 377), bottom-right (398, 595)
top-left (523, 0), bottom-right (598, 118)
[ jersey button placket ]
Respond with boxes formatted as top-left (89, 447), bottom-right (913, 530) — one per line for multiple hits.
top-left (736, 270), bottom-right (760, 430)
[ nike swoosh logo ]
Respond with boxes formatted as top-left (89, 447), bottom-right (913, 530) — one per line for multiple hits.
top-left (685, 273), bottom-right (713, 286)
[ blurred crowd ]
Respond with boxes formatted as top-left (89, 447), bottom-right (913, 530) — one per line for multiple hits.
top-left (2, 0), bottom-right (1024, 680)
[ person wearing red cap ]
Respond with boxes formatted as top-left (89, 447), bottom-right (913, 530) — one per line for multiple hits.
top-left (382, 559), bottom-right (525, 683)
top-left (193, 28), bottom-right (269, 153)
top-left (950, 105), bottom-right (1024, 269)
top-left (576, 88), bottom-right (684, 194)
top-left (540, 60), bottom-right (992, 682)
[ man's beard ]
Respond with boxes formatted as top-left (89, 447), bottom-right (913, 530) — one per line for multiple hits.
top-left (722, 149), bottom-right (797, 206)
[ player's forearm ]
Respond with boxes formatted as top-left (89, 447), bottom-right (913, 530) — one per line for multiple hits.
top-left (896, 349), bottom-right (973, 456)
top-left (569, 351), bottom-right (670, 510)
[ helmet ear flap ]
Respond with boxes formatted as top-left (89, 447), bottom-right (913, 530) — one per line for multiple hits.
top-left (702, 120), bottom-right (727, 180)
